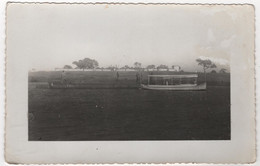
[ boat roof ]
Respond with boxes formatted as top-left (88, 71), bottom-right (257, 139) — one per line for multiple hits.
top-left (148, 74), bottom-right (198, 78)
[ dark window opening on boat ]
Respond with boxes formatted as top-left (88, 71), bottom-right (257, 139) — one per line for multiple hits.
top-left (149, 77), bottom-right (197, 85)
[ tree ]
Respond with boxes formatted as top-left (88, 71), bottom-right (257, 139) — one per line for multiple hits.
top-left (211, 70), bottom-right (217, 73)
top-left (134, 62), bottom-right (142, 69)
top-left (196, 58), bottom-right (217, 73)
top-left (72, 58), bottom-right (99, 70)
top-left (107, 65), bottom-right (117, 71)
top-left (63, 65), bottom-right (72, 69)
top-left (146, 65), bottom-right (156, 71)
top-left (157, 64), bottom-right (169, 71)
top-left (196, 58), bottom-right (217, 81)
top-left (121, 65), bottom-right (130, 71)
top-left (219, 68), bottom-right (227, 73)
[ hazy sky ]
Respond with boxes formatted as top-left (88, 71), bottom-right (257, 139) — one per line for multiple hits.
top-left (7, 4), bottom-right (252, 71)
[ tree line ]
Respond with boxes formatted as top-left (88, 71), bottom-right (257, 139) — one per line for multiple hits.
top-left (63, 57), bottom-right (227, 73)
top-left (63, 58), bottom-right (182, 71)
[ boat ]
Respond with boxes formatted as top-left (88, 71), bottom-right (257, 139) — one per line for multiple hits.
top-left (141, 74), bottom-right (206, 91)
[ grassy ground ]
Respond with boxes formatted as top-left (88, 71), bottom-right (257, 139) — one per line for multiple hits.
top-left (29, 71), bottom-right (230, 86)
top-left (28, 71), bottom-right (230, 140)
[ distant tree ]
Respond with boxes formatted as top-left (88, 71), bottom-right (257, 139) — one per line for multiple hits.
top-left (219, 68), bottom-right (227, 73)
top-left (211, 70), bottom-right (217, 73)
top-left (134, 62), bottom-right (142, 69)
top-left (121, 65), bottom-right (130, 71)
top-left (157, 64), bottom-right (169, 71)
top-left (107, 65), bottom-right (117, 71)
top-left (72, 58), bottom-right (99, 71)
top-left (63, 65), bottom-right (72, 69)
top-left (196, 58), bottom-right (217, 73)
top-left (180, 70), bottom-right (184, 73)
top-left (146, 65), bottom-right (156, 71)
top-left (196, 58), bottom-right (217, 81)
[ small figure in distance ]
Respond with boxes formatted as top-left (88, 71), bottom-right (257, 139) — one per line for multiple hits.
top-left (116, 71), bottom-right (119, 81)
top-left (61, 70), bottom-right (66, 83)
top-left (194, 79), bottom-right (197, 85)
top-left (61, 70), bottom-right (68, 87)
top-left (150, 71), bottom-right (154, 85)
top-left (136, 72), bottom-right (140, 83)
top-left (140, 72), bottom-right (143, 84)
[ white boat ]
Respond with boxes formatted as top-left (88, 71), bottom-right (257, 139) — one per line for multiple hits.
top-left (141, 74), bottom-right (206, 91)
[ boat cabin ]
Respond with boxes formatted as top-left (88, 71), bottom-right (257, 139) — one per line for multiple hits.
top-left (147, 74), bottom-right (198, 86)
top-left (141, 74), bottom-right (206, 91)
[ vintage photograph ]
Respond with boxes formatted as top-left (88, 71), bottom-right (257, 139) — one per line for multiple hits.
top-left (27, 3), bottom-right (230, 141)
top-left (5, 3), bottom-right (255, 164)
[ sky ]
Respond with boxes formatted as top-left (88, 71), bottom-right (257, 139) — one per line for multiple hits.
top-left (6, 4), bottom-right (252, 72)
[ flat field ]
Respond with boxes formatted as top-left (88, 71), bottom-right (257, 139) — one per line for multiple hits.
top-left (29, 71), bottom-right (230, 140)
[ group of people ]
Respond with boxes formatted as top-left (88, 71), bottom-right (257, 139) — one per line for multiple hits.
top-left (60, 70), bottom-right (143, 85)
top-left (116, 71), bottom-right (143, 84)
top-left (136, 72), bottom-right (143, 84)
top-left (60, 70), bottom-right (70, 87)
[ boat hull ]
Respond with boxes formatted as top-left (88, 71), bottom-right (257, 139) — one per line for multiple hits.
top-left (141, 83), bottom-right (207, 91)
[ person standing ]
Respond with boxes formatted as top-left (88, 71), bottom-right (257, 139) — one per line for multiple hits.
top-left (136, 72), bottom-right (139, 83)
top-left (116, 71), bottom-right (119, 81)
top-left (61, 70), bottom-right (69, 87)
top-left (140, 72), bottom-right (143, 84)
top-left (61, 70), bottom-right (66, 83)
top-left (150, 71), bottom-right (154, 85)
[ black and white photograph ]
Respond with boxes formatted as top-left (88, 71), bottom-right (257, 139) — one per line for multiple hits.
top-left (26, 4), bottom-right (232, 141)
top-left (5, 2), bottom-right (255, 164)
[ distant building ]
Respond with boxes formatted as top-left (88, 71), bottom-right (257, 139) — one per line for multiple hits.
top-left (157, 68), bottom-right (168, 71)
top-left (169, 65), bottom-right (181, 72)
top-left (146, 68), bottom-right (157, 71)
